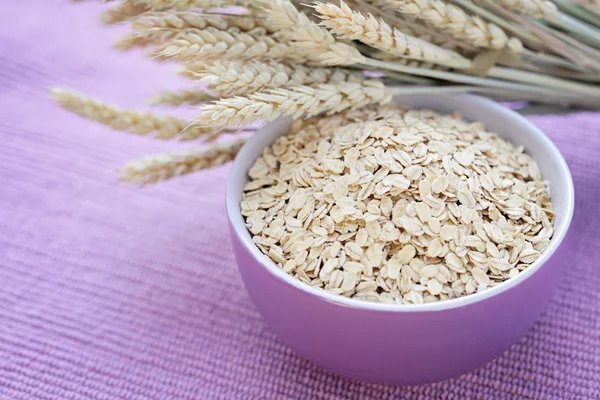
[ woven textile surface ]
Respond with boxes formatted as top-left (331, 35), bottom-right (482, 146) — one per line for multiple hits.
top-left (1, 2), bottom-right (600, 399)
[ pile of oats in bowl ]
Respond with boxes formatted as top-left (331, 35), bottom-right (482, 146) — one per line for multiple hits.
top-left (241, 104), bottom-right (555, 304)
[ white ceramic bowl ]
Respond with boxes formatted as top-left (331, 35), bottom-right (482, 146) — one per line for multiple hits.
top-left (226, 94), bottom-right (574, 385)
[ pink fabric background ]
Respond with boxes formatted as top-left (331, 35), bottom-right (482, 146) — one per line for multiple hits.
top-left (1, 2), bottom-right (600, 399)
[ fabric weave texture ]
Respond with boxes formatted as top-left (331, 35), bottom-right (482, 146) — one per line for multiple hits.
top-left (1, 2), bottom-right (599, 399)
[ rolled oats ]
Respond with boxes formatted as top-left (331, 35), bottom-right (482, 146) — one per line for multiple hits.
top-left (241, 104), bottom-right (555, 304)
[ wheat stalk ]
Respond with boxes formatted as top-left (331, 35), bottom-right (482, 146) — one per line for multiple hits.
top-left (148, 89), bottom-right (217, 105)
top-left (101, 1), bottom-right (149, 25)
top-left (195, 80), bottom-right (391, 127)
top-left (387, 0), bottom-right (524, 52)
top-left (119, 138), bottom-right (246, 184)
top-left (187, 60), bottom-right (365, 96)
top-left (263, 0), bottom-right (367, 66)
top-left (365, 57), bottom-right (600, 97)
top-left (155, 27), bottom-right (307, 63)
top-left (50, 88), bottom-right (212, 140)
top-left (495, 0), bottom-right (558, 19)
top-left (314, 1), bottom-right (472, 69)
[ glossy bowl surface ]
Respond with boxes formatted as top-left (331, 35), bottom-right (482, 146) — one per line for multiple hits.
top-left (226, 94), bottom-right (574, 385)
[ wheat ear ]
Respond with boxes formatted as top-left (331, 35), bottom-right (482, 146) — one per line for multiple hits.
top-left (101, 1), bottom-right (149, 25)
top-left (264, 0), bottom-right (367, 66)
top-left (120, 138), bottom-right (246, 184)
top-left (156, 27), bottom-right (307, 63)
top-left (50, 88), bottom-right (211, 140)
top-left (139, 0), bottom-right (254, 10)
top-left (314, 1), bottom-right (471, 69)
top-left (115, 12), bottom-right (267, 50)
top-left (187, 60), bottom-right (365, 96)
top-left (387, 0), bottom-right (524, 52)
top-left (132, 11), bottom-right (266, 32)
top-left (195, 80), bottom-right (391, 127)
top-left (495, 0), bottom-right (558, 19)
top-left (356, 0), bottom-right (470, 51)
top-left (148, 89), bottom-right (217, 106)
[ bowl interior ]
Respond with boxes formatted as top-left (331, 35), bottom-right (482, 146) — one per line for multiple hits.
top-left (226, 94), bottom-right (574, 312)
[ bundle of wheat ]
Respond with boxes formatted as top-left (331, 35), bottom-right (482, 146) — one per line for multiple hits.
top-left (54, 0), bottom-right (600, 183)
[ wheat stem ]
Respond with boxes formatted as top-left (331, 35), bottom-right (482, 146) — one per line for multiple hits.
top-left (523, 49), bottom-right (588, 71)
top-left (119, 138), bottom-right (246, 184)
top-left (195, 80), bottom-right (391, 127)
top-left (50, 88), bottom-right (211, 140)
top-left (395, 85), bottom-right (600, 107)
top-left (365, 57), bottom-right (600, 97)
top-left (580, 4), bottom-right (600, 21)
top-left (385, 84), bottom-right (546, 97)
top-left (476, 0), bottom-right (600, 69)
top-left (550, 0), bottom-right (600, 26)
top-left (314, 1), bottom-right (472, 69)
top-left (550, 13), bottom-right (600, 47)
top-left (488, 66), bottom-right (600, 95)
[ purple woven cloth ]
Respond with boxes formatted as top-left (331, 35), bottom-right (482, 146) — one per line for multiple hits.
top-left (1, 2), bottom-right (600, 399)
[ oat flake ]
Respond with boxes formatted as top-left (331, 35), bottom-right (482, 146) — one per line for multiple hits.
top-left (241, 105), bottom-right (554, 304)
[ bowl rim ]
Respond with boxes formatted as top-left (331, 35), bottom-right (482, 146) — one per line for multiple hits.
top-left (226, 94), bottom-right (574, 312)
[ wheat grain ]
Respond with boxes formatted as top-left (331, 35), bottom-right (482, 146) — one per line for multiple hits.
top-left (264, 0), bottom-right (366, 66)
top-left (155, 27), bottom-right (307, 63)
top-left (188, 60), bottom-right (365, 96)
top-left (195, 80), bottom-right (391, 127)
top-left (148, 89), bottom-right (217, 105)
top-left (314, 1), bottom-right (472, 69)
top-left (388, 0), bottom-right (524, 52)
top-left (101, 1), bottom-right (149, 24)
top-left (120, 138), bottom-right (246, 184)
top-left (495, 0), bottom-right (558, 19)
top-left (50, 88), bottom-right (211, 140)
